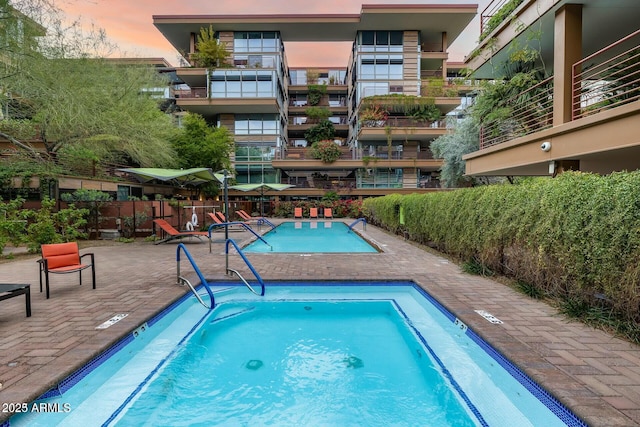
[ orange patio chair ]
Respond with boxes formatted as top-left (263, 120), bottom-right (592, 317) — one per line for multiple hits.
top-left (294, 207), bottom-right (303, 219)
top-left (153, 218), bottom-right (208, 244)
top-left (237, 210), bottom-right (263, 222)
top-left (323, 208), bottom-right (333, 219)
top-left (309, 207), bottom-right (318, 219)
top-left (39, 242), bottom-right (95, 299)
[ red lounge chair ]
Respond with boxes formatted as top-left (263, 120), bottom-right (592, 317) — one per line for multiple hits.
top-left (39, 242), bottom-right (95, 299)
top-left (153, 219), bottom-right (208, 244)
top-left (323, 208), bottom-right (333, 219)
top-left (294, 207), bottom-right (303, 219)
top-left (207, 213), bottom-right (246, 231)
top-left (309, 207), bottom-right (318, 219)
top-left (237, 210), bottom-right (262, 222)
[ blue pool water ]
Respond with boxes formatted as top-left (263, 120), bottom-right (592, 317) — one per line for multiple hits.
top-left (243, 221), bottom-right (378, 253)
top-left (11, 282), bottom-right (586, 427)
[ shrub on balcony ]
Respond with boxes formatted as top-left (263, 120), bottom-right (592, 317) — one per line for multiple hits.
top-left (307, 84), bottom-right (327, 106)
top-left (309, 140), bottom-right (341, 163)
top-left (304, 119), bottom-right (335, 144)
top-left (305, 106), bottom-right (331, 123)
top-left (479, 0), bottom-right (525, 42)
top-left (359, 104), bottom-right (388, 127)
top-left (190, 25), bottom-right (231, 68)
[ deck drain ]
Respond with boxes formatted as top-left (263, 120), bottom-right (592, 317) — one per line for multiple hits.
top-left (474, 310), bottom-right (503, 324)
top-left (246, 360), bottom-right (263, 370)
top-left (96, 313), bottom-right (128, 329)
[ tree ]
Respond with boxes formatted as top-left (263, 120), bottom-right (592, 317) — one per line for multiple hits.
top-left (431, 116), bottom-right (479, 188)
top-left (189, 25), bottom-right (230, 69)
top-left (0, 1), bottom-right (179, 172)
top-left (304, 119), bottom-right (335, 145)
top-left (171, 112), bottom-right (233, 171)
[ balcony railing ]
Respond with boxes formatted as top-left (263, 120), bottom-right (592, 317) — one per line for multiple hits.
top-left (480, 0), bottom-right (524, 41)
top-left (572, 29), bottom-right (640, 120)
top-left (360, 117), bottom-right (444, 128)
top-left (479, 76), bottom-right (553, 149)
top-left (174, 88), bottom-right (207, 98)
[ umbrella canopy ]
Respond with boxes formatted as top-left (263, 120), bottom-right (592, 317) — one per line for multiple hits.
top-left (119, 168), bottom-right (218, 186)
top-left (229, 183), bottom-right (295, 216)
top-left (229, 183), bottom-right (294, 192)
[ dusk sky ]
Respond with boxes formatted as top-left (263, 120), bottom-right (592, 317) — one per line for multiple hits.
top-left (58, 0), bottom-right (490, 67)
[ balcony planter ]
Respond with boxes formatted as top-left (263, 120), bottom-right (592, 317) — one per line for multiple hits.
top-left (309, 140), bottom-right (342, 163)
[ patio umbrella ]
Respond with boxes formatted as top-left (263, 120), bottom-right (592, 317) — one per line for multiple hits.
top-left (118, 168), bottom-right (219, 187)
top-left (229, 183), bottom-right (294, 216)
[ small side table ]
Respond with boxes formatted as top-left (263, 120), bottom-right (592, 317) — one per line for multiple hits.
top-left (0, 284), bottom-right (31, 317)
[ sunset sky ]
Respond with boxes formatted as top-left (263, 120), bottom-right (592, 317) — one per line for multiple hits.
top-left (57, 0), bottom-right (490, 67)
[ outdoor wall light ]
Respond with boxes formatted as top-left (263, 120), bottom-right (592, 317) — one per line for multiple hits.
top-left (541, 141), bottom-right (551, 152)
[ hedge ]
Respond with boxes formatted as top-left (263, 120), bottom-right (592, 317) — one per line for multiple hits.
top-left (363, 171), bottom-right (640, 324)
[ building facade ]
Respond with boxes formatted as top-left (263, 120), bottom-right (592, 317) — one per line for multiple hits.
top-left (463, 0), bottom-right (640, 177)
top-left (153, 4), bottom-right (477, 202)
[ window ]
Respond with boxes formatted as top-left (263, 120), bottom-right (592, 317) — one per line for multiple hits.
top-left (235, 114), bottom-right (279, 135)
top-left (209, 70), bottom-right (275, 98)
top-left (234, 31), bottom-right (281, 53)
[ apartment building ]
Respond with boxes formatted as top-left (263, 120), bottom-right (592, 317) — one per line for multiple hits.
top-left (153, 4), bottom-right (477, 202)
top-left (463, 0), bottom-right (640, 177)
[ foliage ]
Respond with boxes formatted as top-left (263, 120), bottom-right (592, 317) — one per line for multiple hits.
top-left (0, 2), bottom-right (178, 170)
top-left (60, 189), bottom-right (112, 235)
top-left (321, 191), bottom-right (340, 202)
top-left (359, 104), bottom-right (388, 124)
top-left (306, 69), bottom-right (320, 84)
top-left (0, 197), bottom-right (28, 254)
top-left (304, 119), bottom-right (335, 145)
top-left (309, 140), bottom-right (341, 163)
top-left (171, 112), bottom-right (233, 198)
top-left (121, 211), bottom-right (149, 238)
top-left (307, 84), bottom-right (326, 106)
top-left (431, 116), bottom-right (480, 188)
top-left (361, 94), bottom-right (439, 115)
top-left (362, 171), bottom-right (640, 334)
top-left (190, 25), bottom-right (230, 68)
top-left (410, 103), bottom-right (441, 123)
top-left (479, 0), bottom-right (525, 42)
top-left (24, 197), bottom-right (88, 252)
top-left (304, 106), bottom-right (331, 122)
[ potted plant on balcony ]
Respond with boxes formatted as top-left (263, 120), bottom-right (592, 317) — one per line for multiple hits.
top-left (359, 105), bottom-right (388, 127)
top-left (189, 25), bottom-right (230, 69)
top-left (309, 139), bottom-right (342, 163)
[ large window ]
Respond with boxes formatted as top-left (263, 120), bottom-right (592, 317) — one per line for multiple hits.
top-left (234, 32), bottom-right (279, 53)
top-left (359, 55), bottom-right (403, 80)
top-left (210, 70), bottom-right (275, 98)
top-left (234, 114), bottom-right (279, 135)
top-left (359, 31), bottom-right (403, 52)
top-left (235, 165), bottom-right (278, 184)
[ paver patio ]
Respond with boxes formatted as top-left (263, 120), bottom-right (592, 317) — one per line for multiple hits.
top-left (0, 220), bottom-right (639, 425)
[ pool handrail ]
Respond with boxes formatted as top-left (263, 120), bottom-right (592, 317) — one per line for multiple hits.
top-left (257, 217), bottom-right (276, 230)
top-left (225, 238), bottom-right (266, 297)
top-left (208, 221), bottom-right (271, 252)
top-left (176, 243), bottom-right (215, 309)
top-left (348, 218), bottom-right (367, 232)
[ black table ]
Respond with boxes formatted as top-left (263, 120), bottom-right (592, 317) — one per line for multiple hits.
top-left (0, 284), bottom-right (31, 317)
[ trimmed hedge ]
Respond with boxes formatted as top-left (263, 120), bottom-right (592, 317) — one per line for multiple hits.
top-left (363, 171), bottom-right (640, 324)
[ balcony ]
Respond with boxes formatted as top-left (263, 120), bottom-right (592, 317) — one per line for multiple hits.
top-left (479, 77), bottom-right (554, 149)
top-left (572, 29), bottom-right (640, 120)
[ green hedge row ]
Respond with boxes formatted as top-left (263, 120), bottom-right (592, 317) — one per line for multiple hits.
top-left (363, 171), bottom-right (640, 323)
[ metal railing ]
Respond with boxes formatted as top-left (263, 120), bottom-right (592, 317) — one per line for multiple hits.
top-left (176, 243), bottom-right (215, 309)
top-left (572, 29), bottom-right (640, 120)
top-left (208, 222), bottom-right (271, 252)
top-left (225, 238), bottom-right (266, 297)
top-left (479, 76), bottom-right (553, 149)
top-left (348, 218), bottom-right (367, 232)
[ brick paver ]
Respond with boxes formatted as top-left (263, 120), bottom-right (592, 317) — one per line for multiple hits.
top-left (0, 220), bottom-right (639, 425)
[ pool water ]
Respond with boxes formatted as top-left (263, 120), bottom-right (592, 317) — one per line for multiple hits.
top-left (12, 282), bottom-right (586, 427)
top-left (243, 221), bottom-right (378, 253)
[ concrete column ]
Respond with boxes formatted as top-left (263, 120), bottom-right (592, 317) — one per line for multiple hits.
top-left (553, 4), bottom-right (582, 126)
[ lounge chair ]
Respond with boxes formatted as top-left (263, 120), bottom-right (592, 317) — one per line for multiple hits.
top-left (153, 219), bottom-right (208, 244)
top-left (294, 207), bottom-right (303, 219)
top-left (237, 210), bottom-right (263, 222)
top-left (207, 213), bottom-right (247, 231)
top-left (39, 242), bottom-right (95, 299)
top-left (309, 207), bottom-right (318, 219)
top-left (323, 208), bottom-right (333, 219)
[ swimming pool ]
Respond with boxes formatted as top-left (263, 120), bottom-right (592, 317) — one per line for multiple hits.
top-left (11, 282), bottom-right (585, 426)
top-left (243, 221), bottom-right (378, 253)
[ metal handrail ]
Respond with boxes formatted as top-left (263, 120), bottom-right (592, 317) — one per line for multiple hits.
top-left (348, 218), bottom-right (367, 232)
top-left (225, 239), bottom-right (266, 297)
top-left (257, 217), bottom-right (276, 230)
top-left (208, 222), bottom-right (271, 252)
top-left (176, 243), bottom-right (215, 309)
